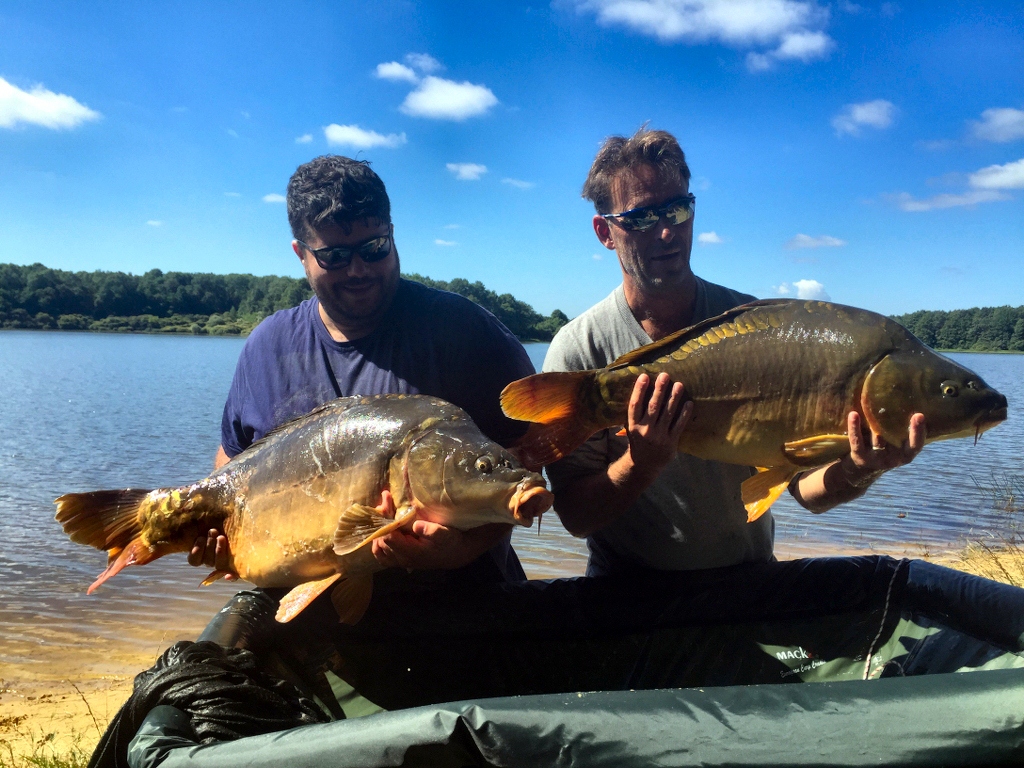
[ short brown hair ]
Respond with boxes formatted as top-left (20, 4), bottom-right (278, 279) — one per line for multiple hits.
top-left (286, 155), bottom-right (391, 241)
top-left (582, 127), bottom-right (691, 214)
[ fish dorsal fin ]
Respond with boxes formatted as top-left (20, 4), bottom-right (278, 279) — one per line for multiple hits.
top-left (275, 573), bottom-right (342, 623)
top-left (333, 503), bottom-right (418, 556)
top-left (607, 299), bottom-right (792, 369)
top-left (782, 434), bottom-right (851, 466)
top-left (331, 576), bottom-right (375, 625)
top-left (741, 466), bottom-right (798, 522)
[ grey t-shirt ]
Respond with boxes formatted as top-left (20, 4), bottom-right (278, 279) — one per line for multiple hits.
top-left (543, 278), bottom-right (774, 576)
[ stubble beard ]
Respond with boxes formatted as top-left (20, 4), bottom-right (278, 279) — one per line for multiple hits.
top-left (319, 253), bottom-right (401, 331)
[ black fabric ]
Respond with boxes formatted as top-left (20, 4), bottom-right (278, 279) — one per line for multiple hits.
top-left (88, 641), bottom-right (330, 768)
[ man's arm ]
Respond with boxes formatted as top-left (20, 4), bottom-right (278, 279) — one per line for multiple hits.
top-left (790, 411), bottom-right (926, 513)
top-left (552, 373), bottom-right (692, 538)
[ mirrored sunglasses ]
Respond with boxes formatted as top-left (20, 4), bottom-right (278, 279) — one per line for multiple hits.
top-left (297, 229), bottom-right (393, 271)
top-left (602, 194), bottom-right (696, 232)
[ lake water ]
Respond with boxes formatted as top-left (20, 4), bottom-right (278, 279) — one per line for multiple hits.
top-left (1, 330), bottom-right (1021, 682)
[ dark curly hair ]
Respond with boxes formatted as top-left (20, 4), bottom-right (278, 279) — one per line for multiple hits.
top-left (286, 156), bottom-right (391, 241)
top-left (582, 127), bottom-right (691, 214)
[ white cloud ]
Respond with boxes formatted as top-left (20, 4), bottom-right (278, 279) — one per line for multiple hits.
top-left (295, 133), bottom-right (313, 144)
top-left (447, 162), bottom-right (488, 181)
top-left (774, 279), bottom-right (830, 300)
top-left (435, 239), bottom-right (458, 246)
top-left (785, 233), bottom-right (847, 249)
top-left (889, 190), bottom-right (1009, 212)
top-left (263, 193), bottom-right (286, 203)
top-left (968, 158), bottom-right (1024, 190)
top-left (592, 253), bottom-right (603, 260)
top-left (970, 108), bottom-right (1024, 143)
top-left (146, 220), bottom-right (163, 227)
top-left (502, 178), bottom-right (535, 189)
top-left (226, 128), bottom-right (239, 138)
top-left (831, 100), bottom-right (895, 136)
top-left (916, 138), bottom-right (954, 152)
top-left (444, 223), bottom-right (461, 229)
top-left (577, 0), bottom-right (833, 70)
top-left (375, 62), bottom-right (419, 83)
top-left (405, 53), bottom-right (443, 73)
top-left (224, 192), bottom-right (241, 197)
top-left (401, 76), bottom-right (498, 120)
top-left (323, 123), bottom-right (407, 149)
top-left (0, 77), bottom-right (101, 129)
top-left (698, 231), bottom-right (724, 244)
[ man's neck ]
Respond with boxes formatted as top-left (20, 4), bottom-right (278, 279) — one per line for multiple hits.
top-left (317, 302), bottom-right (381, 342)
top-left (624, 276), bottom-right (698, 341)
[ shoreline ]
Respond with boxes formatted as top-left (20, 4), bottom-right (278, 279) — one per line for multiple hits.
top-left (0, 542), bottom-right (983, 764)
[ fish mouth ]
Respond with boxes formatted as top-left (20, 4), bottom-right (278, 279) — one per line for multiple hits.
top-left (509, 481), bottom-right (554, 527)
top-left (976, 403), bottom-right (1008, 434)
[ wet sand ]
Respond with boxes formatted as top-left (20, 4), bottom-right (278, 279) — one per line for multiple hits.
top-left (2, 540), bottom-right (984, 765)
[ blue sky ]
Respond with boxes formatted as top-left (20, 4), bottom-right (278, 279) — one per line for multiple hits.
top-left (1, 1), bottom-right (1021, 319)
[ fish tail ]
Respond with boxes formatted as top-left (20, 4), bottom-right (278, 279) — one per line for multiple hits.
top-left (741, 467), bottom-right (798, 522)
top-left (501, 371), bottom-right (599, 470)
top-left (55, 488), bottom-right (178, 592)
top-left (55, 488), bottom-right (151, 552)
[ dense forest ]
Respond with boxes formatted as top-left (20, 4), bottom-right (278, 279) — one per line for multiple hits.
top-left (892, 306), bottom-right (1024, 352)
top-left (0, 263), bottom-right (568, 341)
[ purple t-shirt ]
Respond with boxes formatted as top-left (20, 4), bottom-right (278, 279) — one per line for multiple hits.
top-left (220, 278), bottom-right (535, 582)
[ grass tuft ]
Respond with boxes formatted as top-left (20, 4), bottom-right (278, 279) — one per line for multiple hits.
top-left (957, 471), bottom-right (1024, 586)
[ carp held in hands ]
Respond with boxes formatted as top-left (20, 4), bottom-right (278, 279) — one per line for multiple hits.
top-left (501, 299), bottom-right (1008, 520)
top-left (55, 395), bottom-right (553, 624)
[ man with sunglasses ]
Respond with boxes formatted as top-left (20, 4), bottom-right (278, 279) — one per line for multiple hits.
top-left (543, 128), bottom-right (924, 578)
top-left (190, 154), bottom-right (534, 584)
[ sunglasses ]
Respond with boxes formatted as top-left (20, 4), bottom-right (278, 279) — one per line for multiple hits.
top-left (602, 194), bottom-right (696, 232)
top-left (297, 226), bottom-right (393, 271)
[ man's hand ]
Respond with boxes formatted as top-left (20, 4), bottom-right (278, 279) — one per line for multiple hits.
top-left (187, 529), bottom-right (238, 580)
top-left (371, 521), bottom-right (510, 571)
top-left (623, 372), bottom-right (693, 482)
top-left (838, 411), bottom-right (926, 486)
top-left (793, 411), bottom-right (927, 513)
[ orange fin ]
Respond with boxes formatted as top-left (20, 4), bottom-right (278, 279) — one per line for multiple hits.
top-left (87, 538), bottom-right (169, 594)
top-left (330, 576), bottom-right (375, 625)
top-left (783, 434), bottom-right (850, 466)
top-left (55, 488), bottom-right (151, 551)
top-left (275, 573), bottom-right (342, 623)
top-left (333, 503), bottom-right (417, 556)
top-left (200, 570), bottom-right (235, 587)
top-left (741, 466), bottom-right (798, 523)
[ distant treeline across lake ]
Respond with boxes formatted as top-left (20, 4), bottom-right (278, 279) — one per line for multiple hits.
top-left (0, 262), bottom-right (569, 342)
top-left (1, 262), bottom-right (1021, 351)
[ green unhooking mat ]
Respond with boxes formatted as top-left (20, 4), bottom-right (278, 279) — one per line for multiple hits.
top-left (93, 556), bottom-right (1024, 767)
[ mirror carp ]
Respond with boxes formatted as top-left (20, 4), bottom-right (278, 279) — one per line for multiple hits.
top-left (56, 394), bottom-right (553, 624)
top-left (501, 299), bottom-right (1008, 521)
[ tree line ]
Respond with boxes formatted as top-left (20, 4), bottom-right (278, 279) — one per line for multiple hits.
top-left (892, 306), bottom-right (1024, 352)
top-left (0, 263), bottom-right (569, 341)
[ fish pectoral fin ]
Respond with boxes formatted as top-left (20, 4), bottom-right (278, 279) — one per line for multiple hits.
top-left (741, 466), bottom-right (798, 523)
top-left (782, 434), bottom-right (850, 465)
top-left (330, 576), bottom-right (375, 625)
top-left (333, 504), bottom-right (418, 556)
top-left (200, 569), bottom-right (236, 587)
top-left (275, 573), bottom-right (343, 623)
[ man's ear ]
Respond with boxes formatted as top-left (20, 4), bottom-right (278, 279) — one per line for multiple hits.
top-left (593, 215), bottom-right (616, 250)
top-left (292, 240), bottom-right (305, 262)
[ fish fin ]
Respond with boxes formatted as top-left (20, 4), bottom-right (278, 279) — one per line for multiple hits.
top-left (501, 371), bottom-right (592, 424)
top-left (275, 573), bottom-right (343, 623)
top-left (330, 576), bottom-right (375, 625)
top-left (87, 538), bottom-right (169, 594)
top-left (741, 467), bottom-right (798, 523)
top-left (55, 488), bottom-right (151, 552)
top-left (333, 504), bottom-right (417, 556)
top-left (782, 434), bottom-right (851, 466)
top-left (200, 570), bottom-right (234, 587)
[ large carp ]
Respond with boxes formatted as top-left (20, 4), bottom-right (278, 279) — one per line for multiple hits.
top-left (56, 394), bottom-right (553, 624)
top-left (502, 299), bottom-right (1007, 520)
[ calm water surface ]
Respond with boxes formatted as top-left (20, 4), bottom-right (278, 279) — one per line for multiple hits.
top-left (1, 330), bottom-right (1021, 678)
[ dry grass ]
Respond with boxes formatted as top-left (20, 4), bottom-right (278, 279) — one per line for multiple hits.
top-left (954, 471), bottom-right (1024, 586)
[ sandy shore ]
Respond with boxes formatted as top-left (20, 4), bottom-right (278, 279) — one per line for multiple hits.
top-left (0, 544), bottom-right (996, 765)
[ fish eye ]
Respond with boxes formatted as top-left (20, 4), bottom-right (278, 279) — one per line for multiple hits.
top-left (940, 380), bottom-right (959, 397)
top-left (475, 456), bottom-right (494, 473)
